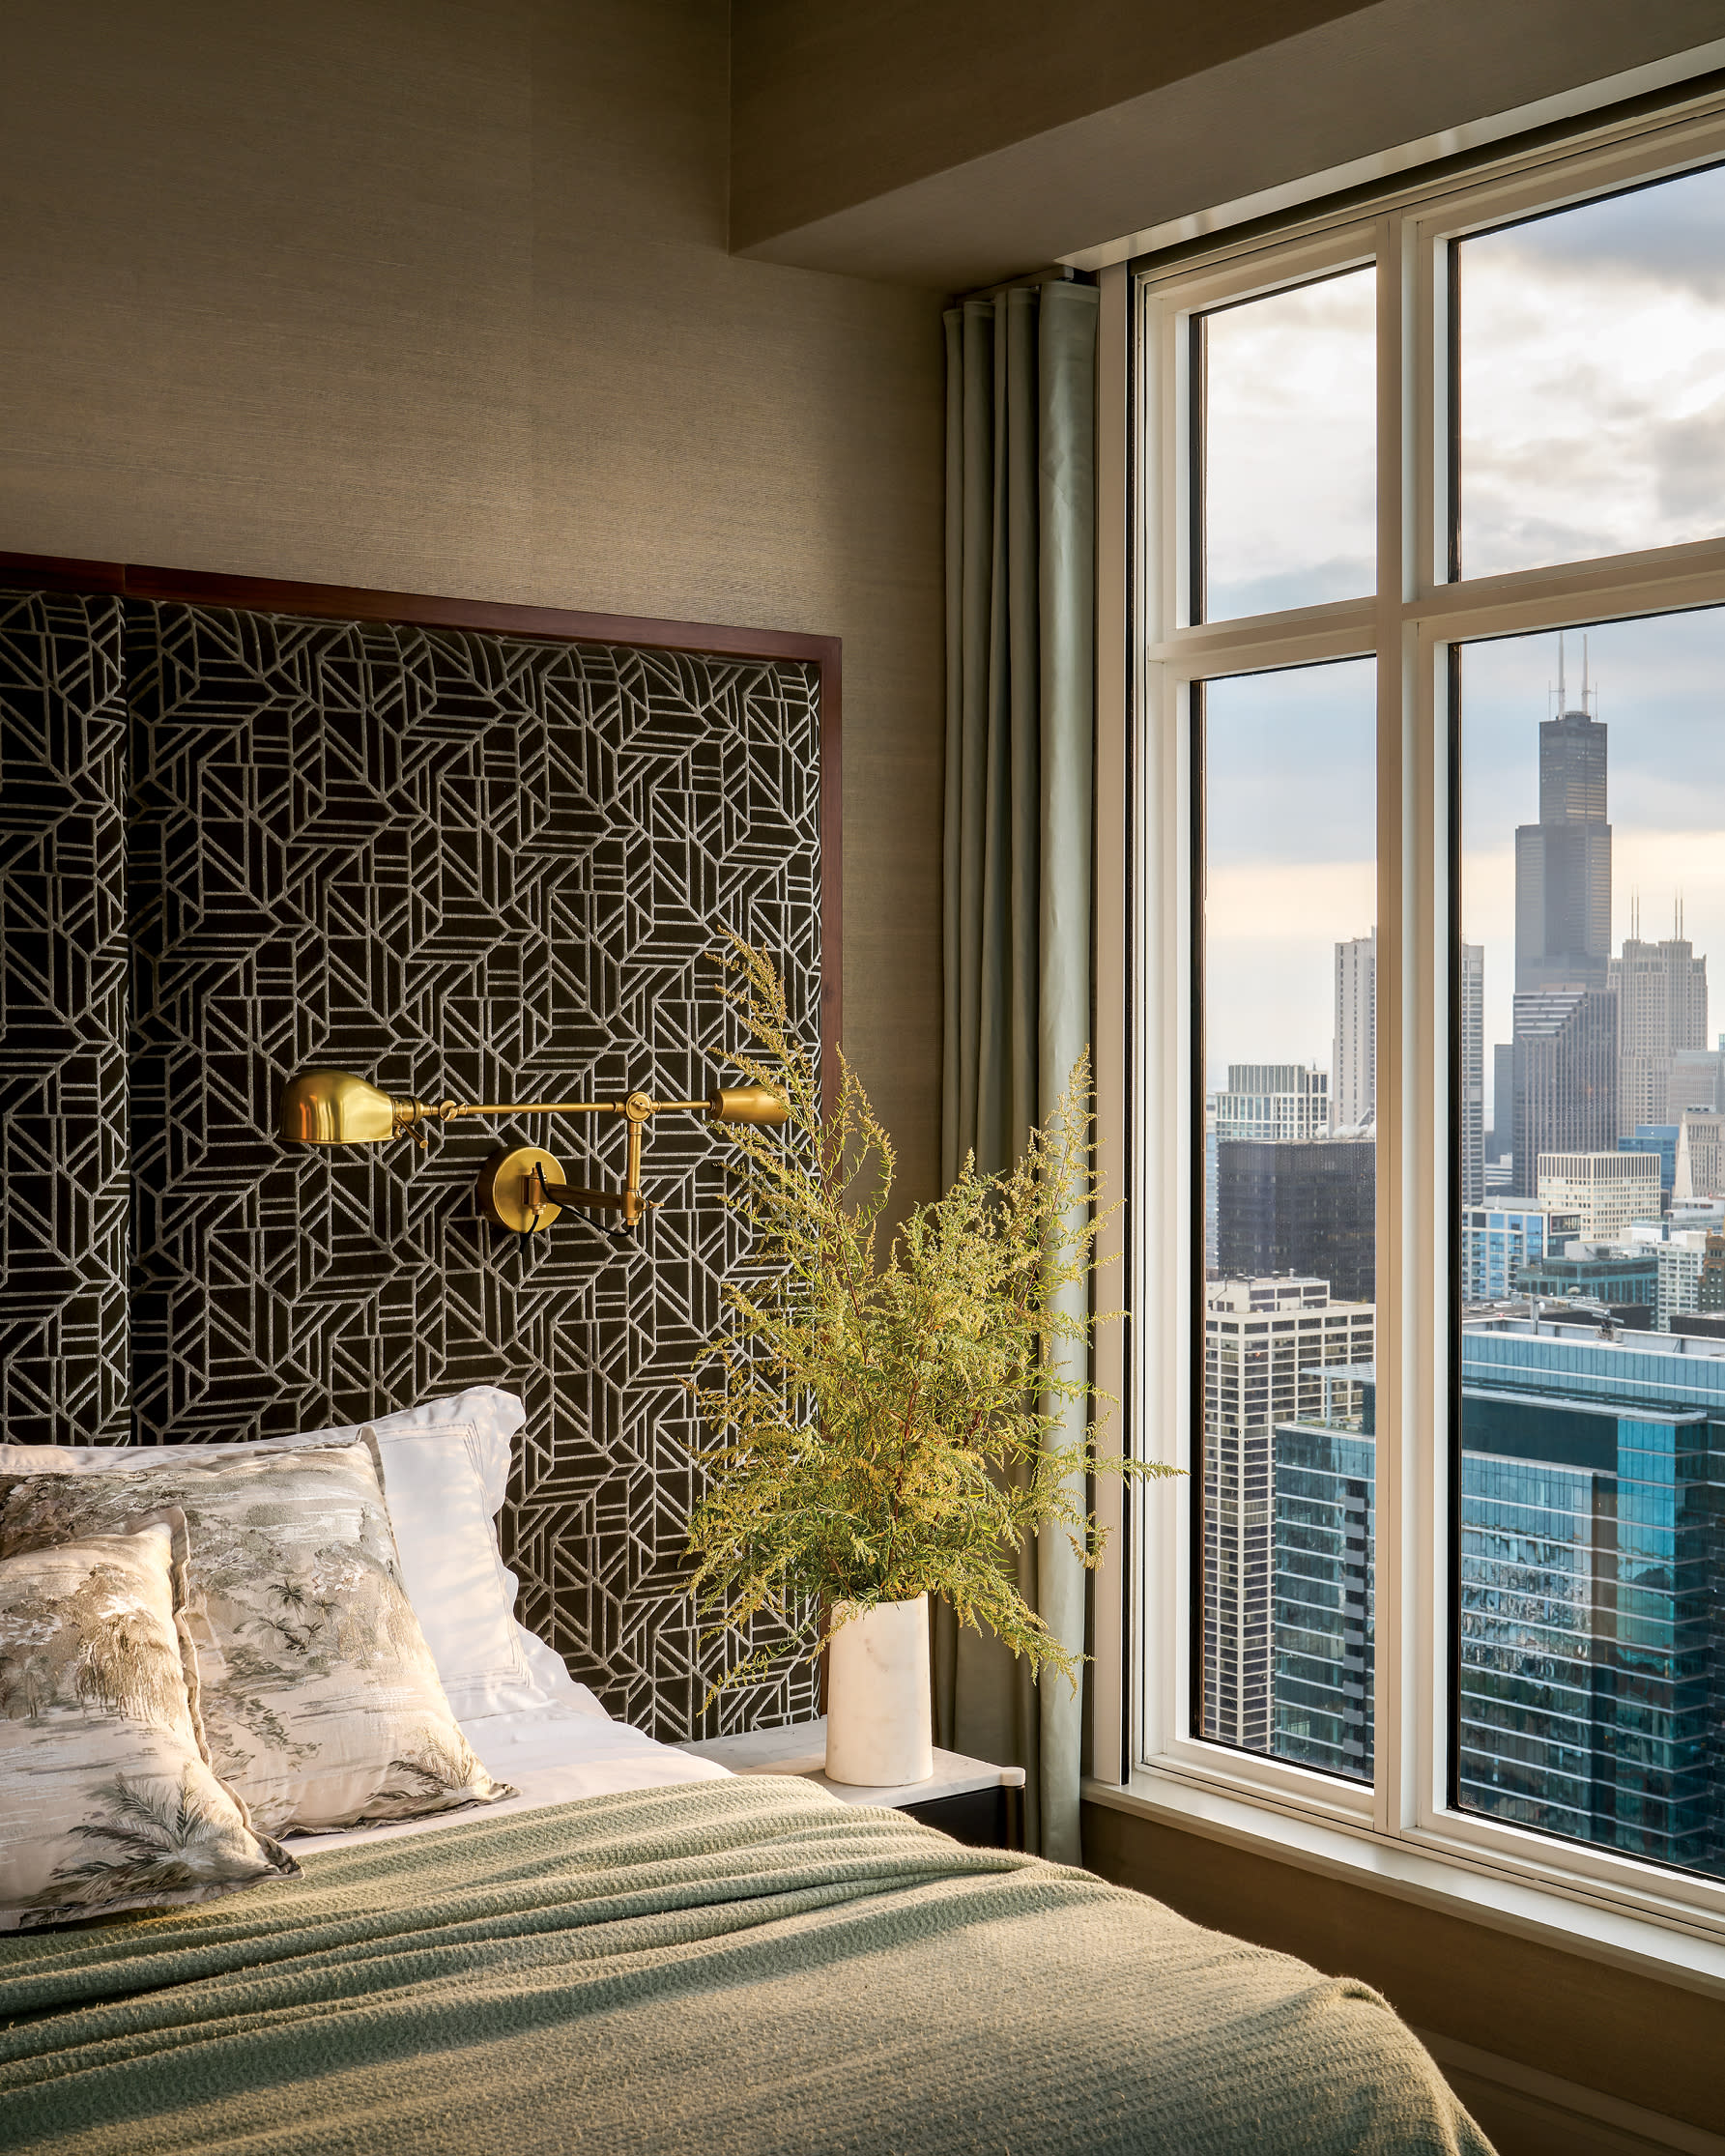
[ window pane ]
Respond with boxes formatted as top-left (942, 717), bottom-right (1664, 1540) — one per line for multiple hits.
top-left (1457, 608), bottom-right (1725, 1883)
top-left (1198, 269), bottom-right (1376, 621)
top-left (1196, 658), bottom-right (1377, 1781)
top-left (1456, 162), bottom-right (1725, 581)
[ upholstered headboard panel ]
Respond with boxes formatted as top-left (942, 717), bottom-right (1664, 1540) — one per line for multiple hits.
top-left (0, 567), bottom-right (834, 1738)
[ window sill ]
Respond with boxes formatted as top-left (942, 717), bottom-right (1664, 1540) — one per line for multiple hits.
top-left (1082, 1768), bottom-right (1725, 2001)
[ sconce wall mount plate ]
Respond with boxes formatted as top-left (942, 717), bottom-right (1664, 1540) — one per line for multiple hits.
top-left (475, 1145), bottom-right (566, 1234)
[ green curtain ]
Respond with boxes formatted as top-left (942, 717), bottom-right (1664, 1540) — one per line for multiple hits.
top-left (936, 276), bottom-right (1097, 1862)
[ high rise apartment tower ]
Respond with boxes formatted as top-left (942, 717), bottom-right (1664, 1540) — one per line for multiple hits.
top-left (1202, 1278), bottom-right (1373, 1754)
top-left (1212, 1064), bottom-right (1329, 1142)
top-left (1333, 933), bottom-right (1376, 1130)
top-left (1460, 943), bottom-right (1484, 1204)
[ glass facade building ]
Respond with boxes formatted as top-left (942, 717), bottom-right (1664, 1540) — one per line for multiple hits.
top-left (1620, 1123), bottom-right (1680, 1193)
top-left (1514, 1248), bottom-right (1658, 1312)
top-left (1272, 1383), bottom-right (1375, 1778)
top-left (1216, 1135), bottom-right (1376, 1304)
top-left (1274, 1318), bottom-right (1725, 1880)
top-left (1460, 1202), bottom-right (1579, 1303)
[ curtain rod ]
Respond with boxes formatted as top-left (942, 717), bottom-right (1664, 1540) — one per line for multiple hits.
top-left (954, 263), bottom-right (1093, 305)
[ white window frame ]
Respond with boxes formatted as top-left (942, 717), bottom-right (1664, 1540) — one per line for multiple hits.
top-left (1089, 90), bottom-right (1725, 1992)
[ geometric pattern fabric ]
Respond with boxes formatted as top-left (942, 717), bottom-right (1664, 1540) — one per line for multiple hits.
top-left (0, 590), bottom-right (822, 1739)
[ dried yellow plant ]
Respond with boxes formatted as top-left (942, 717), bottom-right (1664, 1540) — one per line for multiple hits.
top-left (683, 935), bottom-right (1176, 1702)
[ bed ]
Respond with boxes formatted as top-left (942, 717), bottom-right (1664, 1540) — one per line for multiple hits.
top-left (0, 1403), bottom-right (1494, 2156)
top-left (1, 1710), bottom-right (1492, 2155)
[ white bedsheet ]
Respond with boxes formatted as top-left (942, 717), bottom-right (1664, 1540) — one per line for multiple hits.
top-left (284, 1705), bottom-right (733, 1854)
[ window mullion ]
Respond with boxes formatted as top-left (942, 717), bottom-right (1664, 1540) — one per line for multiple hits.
top-left (1374, 208), bottom-right (1415, 1841)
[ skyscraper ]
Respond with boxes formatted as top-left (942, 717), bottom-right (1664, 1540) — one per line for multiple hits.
top-left (1272, 1317), bottom-right (1725, 1880)
top-left (1460, 942), bottom-right (1484, 1204)
top-left (1610, 906), bottom-right (1708, 1137)
top-left (1510, 987), bottom-right (1619, 1196)
top-left (1666, 1047), bottom-right (1725, 1120)
top-left (1216, 1135), bottom-right (1376, 1303)
top-left (1535, 1150), bottom-right (1660, 1240)
top-left (1201, 1278), bottom-right (1373, 1753)
top-left (1274, 1403), bottom-right (1376, 1779)
top-left (1206, 1065), bottom-right (1330, 1274)
top-left (1676, 1110), bottom-right (1725, 1201)
top-left (1509, 658), bottom-right (1616, 1200)
top-left (1456, 1320), bottom-right (1722, 1876)
top-left (1333, 932), bottom-right (1376, 1129)
top-left (1459, 1200), bottom-right (1580, 1303)
top-left (1512, 682), bottom-right (1612, 996)
top-left (1486, 1041), bottom-right (1513, 1162)
top-left (1211, 1063), bottom-right (1329, 1142)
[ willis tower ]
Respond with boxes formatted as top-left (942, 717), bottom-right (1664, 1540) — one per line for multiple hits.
top-left (1514, 647), bottom-right (1611, 993)
top-left (1509, 642), bottom-right (1618, 1195)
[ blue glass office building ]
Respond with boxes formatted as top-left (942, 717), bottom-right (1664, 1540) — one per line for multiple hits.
top-left (1273, 1395), bottom-right (1375, 1780)
top-left (1620, 1124), bottom-right (1680, 1193)
top-left (1460, 1202), bottom-right (1578, 1303)
top-left (1273, 1319), bottom-right (1725, 1879)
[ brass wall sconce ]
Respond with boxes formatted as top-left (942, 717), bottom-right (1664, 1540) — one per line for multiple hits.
top-left (276, 1070), bottom-right (788, 1234)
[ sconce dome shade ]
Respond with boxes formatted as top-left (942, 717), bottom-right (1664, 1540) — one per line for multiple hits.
top-left (278, 1070), bottom-right (398, 1144)
top-left (709, 1084), bottom-right (790, 1127)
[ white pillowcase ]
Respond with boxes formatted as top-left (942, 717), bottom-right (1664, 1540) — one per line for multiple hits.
top-left (0, 1388), bottom-right (608, 1727)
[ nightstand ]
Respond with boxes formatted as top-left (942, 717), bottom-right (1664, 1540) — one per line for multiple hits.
top-left (677, 1716), bottom-right (1026, 1851)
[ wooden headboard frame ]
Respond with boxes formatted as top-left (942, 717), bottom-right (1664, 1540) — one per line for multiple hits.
top-left (0, 549), bottom-right (842, 1101)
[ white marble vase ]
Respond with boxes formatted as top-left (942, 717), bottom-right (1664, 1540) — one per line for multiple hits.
top-left (824, 1594), bottom-right (934, 1787)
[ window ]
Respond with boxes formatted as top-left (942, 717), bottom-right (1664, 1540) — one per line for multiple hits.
top-left (1118, 99), bottom-right (1725, 1946)
top-left (1194, 658), bottom-right (1377, 1777)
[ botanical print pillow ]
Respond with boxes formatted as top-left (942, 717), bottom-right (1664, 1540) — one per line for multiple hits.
top-left (0, 1518), bottom-right (298, 1931)
top-left (0, 1388), bottom-right (610, 1724)
top-left (0, 1447), bottom-right (517, 1836)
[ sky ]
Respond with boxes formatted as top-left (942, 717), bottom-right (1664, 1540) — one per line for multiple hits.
top-left (1201, 160), bottom-right (1725, 1119)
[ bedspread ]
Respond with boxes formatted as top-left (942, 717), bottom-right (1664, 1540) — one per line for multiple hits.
top-left (0, 1776), bottom-right (1492, 2155)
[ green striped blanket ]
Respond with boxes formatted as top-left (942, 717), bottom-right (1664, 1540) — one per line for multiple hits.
top-left (0, 1776), bottom-right (1492, 2155)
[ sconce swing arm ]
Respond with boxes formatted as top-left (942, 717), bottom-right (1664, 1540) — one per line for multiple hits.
top-left (277, 1069), bottom-right (788, 1236)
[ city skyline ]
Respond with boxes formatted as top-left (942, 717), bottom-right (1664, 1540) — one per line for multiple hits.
top-left (1207, 618), bottom-right (1725, 1140)
top-left (1196, 156), bottom-right (1725, 1889)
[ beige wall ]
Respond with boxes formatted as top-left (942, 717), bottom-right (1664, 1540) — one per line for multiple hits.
top-left (0, 0), bottom-right (945, 1207)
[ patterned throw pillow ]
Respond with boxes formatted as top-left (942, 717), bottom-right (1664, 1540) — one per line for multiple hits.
top-left (0, 1446), bottom-right (517, 1835)
top-left (0, 1387), bottom-right (609, 1723)
top-left (0, 1518), bottom-right (299, 1930)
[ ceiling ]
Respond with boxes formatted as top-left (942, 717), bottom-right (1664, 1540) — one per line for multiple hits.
top-left (730, 0), bottom-right (1725, 289)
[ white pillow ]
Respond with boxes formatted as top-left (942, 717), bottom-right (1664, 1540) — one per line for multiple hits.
top-left (0, 1388), bottom-right (608, 1726)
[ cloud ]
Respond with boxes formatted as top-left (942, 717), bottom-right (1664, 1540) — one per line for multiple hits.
top-left (1653, 397), bottom-right (1725, 522)
top-left (1457, 190), bottom-right (1725, 573)
top-left (1207, 554), bottom-right (1375, 620)
top-left (1482, 162), bottom-right (1725, 303)
top-left (1204, 266), bottom-right (1376, 603)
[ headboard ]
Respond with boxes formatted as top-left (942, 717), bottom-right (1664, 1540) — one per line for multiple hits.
top-left (0, 557), bottom-right (838, 1739)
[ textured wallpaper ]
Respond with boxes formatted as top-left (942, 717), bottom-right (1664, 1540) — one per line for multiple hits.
top-left (1, 590), bottom-right (824, 1739)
